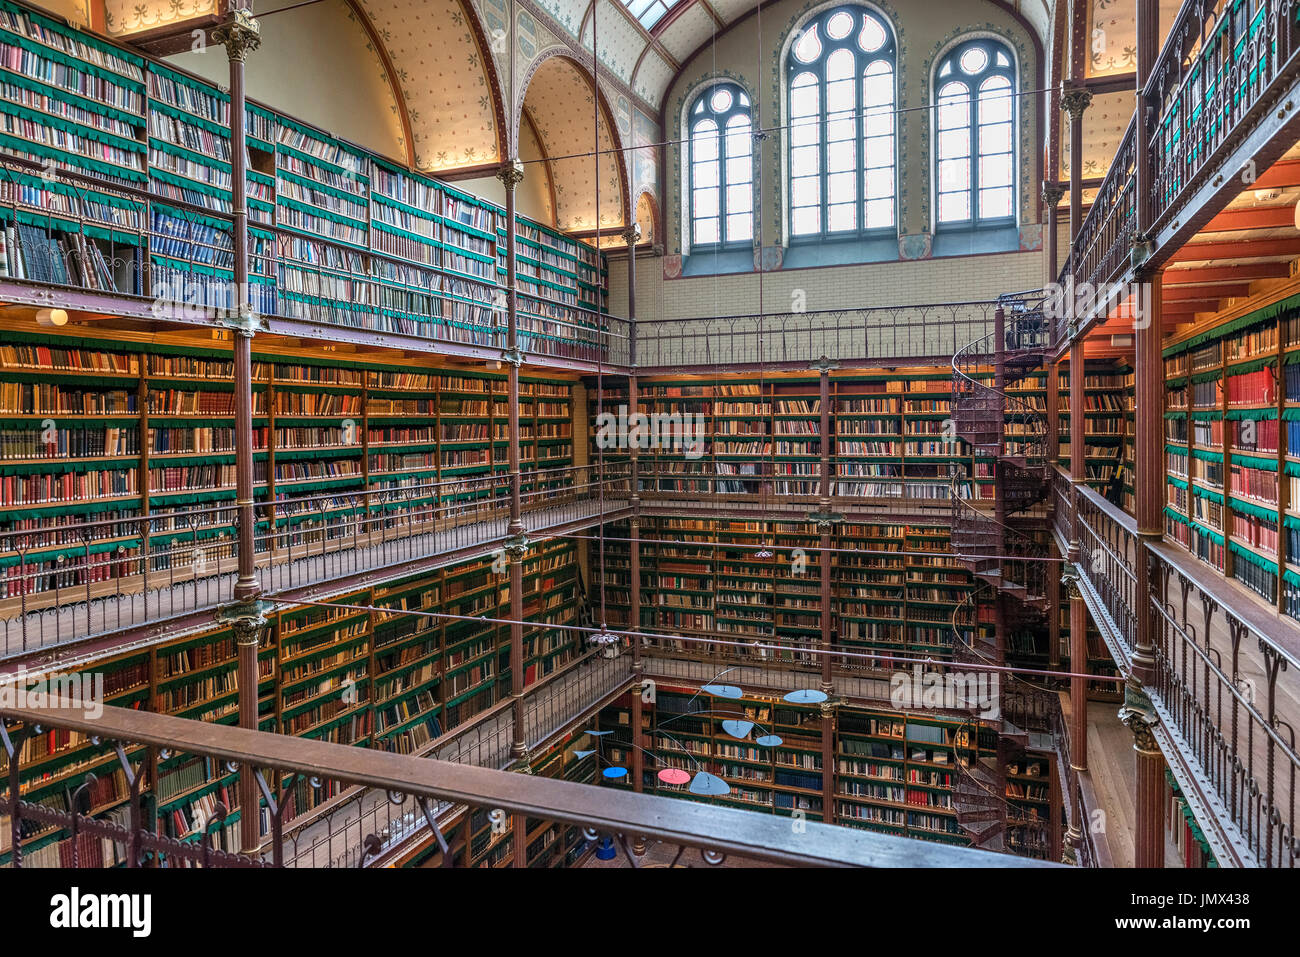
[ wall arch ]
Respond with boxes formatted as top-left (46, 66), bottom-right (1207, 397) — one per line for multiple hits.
top-left (517, 51), bottom-right (630, 232)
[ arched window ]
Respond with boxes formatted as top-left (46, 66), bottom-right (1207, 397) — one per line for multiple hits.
top-left (786, 5), bottom-right (896, 239)
top-left (688, 82), bottom-right (754, 249)
top-left (934, 37), bottom-right (1016, 226)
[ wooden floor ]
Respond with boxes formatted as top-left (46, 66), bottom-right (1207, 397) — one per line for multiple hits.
top-left (1085, 700), bottom-right (1182, 868)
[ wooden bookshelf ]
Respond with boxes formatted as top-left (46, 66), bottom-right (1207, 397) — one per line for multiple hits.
top-left (0, 0), bottom-right (608, 356)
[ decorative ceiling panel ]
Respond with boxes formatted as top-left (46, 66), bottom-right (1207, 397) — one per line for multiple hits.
top-left (658, 4), bottom-right (717, 61)
top-left (633, 47), bottom-right (674, 107)
top-left (358, 0), bottom-right (500, 170)
top-left (524, 55), bottom-right (627, 229)
top-left (534, 0), bottom-right (590, 37)
top-left (1059, 90), bottom-right (1130, 179)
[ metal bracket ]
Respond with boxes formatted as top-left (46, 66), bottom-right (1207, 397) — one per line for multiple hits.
top-left (219, 304), bottom-right (267, 336)
top-left (808, 354), bottom-right (838, 373)
top-left (502, 532), bottom-right (531, 563)
top-left (500, 346), bottom-right (526, 368)
top-left (1129, 232), bottom-right (1154, 270)
top-left (805, 506), bottom-right (843, 531)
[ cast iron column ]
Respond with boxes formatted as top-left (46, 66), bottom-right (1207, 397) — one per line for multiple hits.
top-left (496, 160), bottom-right (528, 778)
top-left (214, 6), bottom-right (264, 858)
top-left (623, 224), bottom-right (644, 794)
top-left (1123, 0), bottom-right (1167, 868)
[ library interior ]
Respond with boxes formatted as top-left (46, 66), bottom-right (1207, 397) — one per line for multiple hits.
top-left (0, 0), bottom-right (1295, 878)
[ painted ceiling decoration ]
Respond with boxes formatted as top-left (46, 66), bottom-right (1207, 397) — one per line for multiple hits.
top-left (355, 0), bottom-right (502, 171)
top-left (522, 55), bottom-right (628, 229)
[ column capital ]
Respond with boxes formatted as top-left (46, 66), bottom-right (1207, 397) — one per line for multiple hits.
top-left (1041, 182), bottom-right (1066, 207)
top-left (1118, 679), bottom-right (1162, 757)
top-left (218, 599), bottom-right (272, 645)
top-left (213, 8), bottom-right (262, 62)
top-left (1060, 85), bottom-right (1093, 120)
top-left (621, 224), bottom-right (641, 247)
top-left (496, 158), bottom-right (525, 190)
top-left (1060, 562), bottom-right (1083, 600)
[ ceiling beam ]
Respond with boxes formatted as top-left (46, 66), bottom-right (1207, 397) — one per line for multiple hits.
top-left (1200, 205), bottom-right (1299, 231)
top-left (1164, 285), bottom-right (1252, 301)
top-left (1247, 159), bottom-right (1300, 190)
top-left (1164, 263), bottom-right (1293, 285)
top-left (1166, 238), bottom-right (1300, 263)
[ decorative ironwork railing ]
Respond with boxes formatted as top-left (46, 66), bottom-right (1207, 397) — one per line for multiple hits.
top-left (0, 697), bottom-right (1045, 868)
top-left (634, 299), bottom-right (1020, 370)
top-left (1147, 0), bottom-right (1299, 233)
top-left (1067, 477), bottom-right (1300, 867)
top-left (0, 463), bottom-right (632, 656)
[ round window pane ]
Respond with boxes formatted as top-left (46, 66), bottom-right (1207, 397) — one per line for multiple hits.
top-left (710, 88), bottom-right (733, 113)
top-left (858, 15), bottom-right (886, 52)
top-left (826, 11), bottom-right (853, 39)
top-left (794, 25), bottom-right (822, 63)
top-left (960, 46), bottom-right (988, 74)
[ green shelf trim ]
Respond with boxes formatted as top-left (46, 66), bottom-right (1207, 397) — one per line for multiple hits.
top-left (5, 169), bottom-right (142, 210)
top-left (151, 202), bottom-right (232, 235)
top-left (1231, 452), bottom-right (1277, 471)
top-left (149, 254), bottom-right (272, 284)
top-left (1164, 506), bottom-right (1189, 525)
top-left (0, 536), bottom-right (145, 568)
top-left (1167, 476), bottom-right (1189, 490)
top-left (148, 167), bottom-right (229, 200)
top-left (1192, 486), bottom-right (1223, 504)
top-left (1190, 410), bottom-right (1222, 421)
top-left (149, 136), bottom-right (230, 172)
top-left (278, 168), bottom-right (370, 209)
top-left (1229, 497), bottom-right (1278, 522)
top-left (440, 216), bottom-right (497, 244)
top-left (0, 499), bottom-right (140, 520)
top-left (1286, 567), bottom-right (1300, 585)
top-left (274, 142), bottom-right (368, 180)
top-left (1286, 461), bottom-right (1300, 477)
top-left (1285, 514), bottom-right (1300, 531)
top-left (148, 98), bottom-right (231, 138)
top-left (0, 67), bottom-right (143, 128)
top-left (149, 61), bottom-right (227, 101)
top-left (1189, 448), bottom-right (1222, 463)
top-left (1163, 410), bottom-right (1187, 419)
top-left (1227, 356), bottom-right (1276, 377)
top-left (274, 115), bottom-right (365, 160)
top-left (1283, 408), bottom-right (1300, 421)
top-left (1189, 369), bottom-right (1223, 385)
top-left (370, 190), bottom-right (436, 221)
top-left (371, 218), bottom-right (438, 247)
top-left (1225, 407), bottom-right (1278, 420)
top-left (1285, 350), bottom-right (1300, 365)
top-left (276, 194), bottom-right (369, 230)
top-left (1189, 520), bottom-right (1225, 545)
top-left (1163, 291), bottom-right (1300, 357)
top-left (0, 205), bottom-right (140, 245)
top-left (0, 130), bottom-right (147, 181)
top-left (1229, 540), bottom-right (1278, 574)
top-left (0, 99), bottom-right (145, 153)
top-left (0, 28), bottom-right (143, 88)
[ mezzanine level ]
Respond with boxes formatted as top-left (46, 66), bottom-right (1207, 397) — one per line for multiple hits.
top-left (1054, 464), bottom-right (1300, 867)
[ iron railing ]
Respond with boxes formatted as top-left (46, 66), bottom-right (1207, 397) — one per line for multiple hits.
top-left (1067, 476), bottom-right (1300, 867)
top-left (0, 463), bottom-right (632, 656)
top-left (0, 698), bottom-right (1046, 868)
top-left (634, 299), bottom-right (1025, 370)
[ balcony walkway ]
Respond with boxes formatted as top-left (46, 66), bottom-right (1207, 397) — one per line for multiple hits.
top-left (0, 494), bottom-right (630, 661)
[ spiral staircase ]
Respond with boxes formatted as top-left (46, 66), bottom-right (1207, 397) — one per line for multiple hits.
top-left (946, 295), bottom-right (1058, 855)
